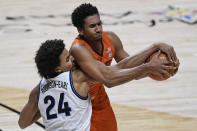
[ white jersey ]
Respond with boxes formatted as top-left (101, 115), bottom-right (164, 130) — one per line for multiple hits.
top-left (38, 71), bottom-right (92, 131)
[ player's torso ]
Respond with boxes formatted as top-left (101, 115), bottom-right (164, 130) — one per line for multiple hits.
top-left (71, 31), bottom-right (115, 108)
top-left (38, 71), bottom-right (92, 131)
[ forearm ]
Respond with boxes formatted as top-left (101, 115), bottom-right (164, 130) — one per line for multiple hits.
top-left (19, 108), bottom-right (40, 129)
top-left (18, 87), bottom-right (39, 129)
top-left (32, 110), bottom-right (41, 123)
top-left (104, 63), bottom-right (149, 87)
top-left (18, 104), bottom-right (34, 128)
top-left (117, 44), bottom-right (158, 69)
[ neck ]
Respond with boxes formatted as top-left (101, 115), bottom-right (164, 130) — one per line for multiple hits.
top-left (80, 35), bottom-right (103, 56)
top-left (80, 35), bottom-right (101, 47)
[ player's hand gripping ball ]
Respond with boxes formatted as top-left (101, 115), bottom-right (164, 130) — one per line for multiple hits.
top-left (146, 52), bottom-right (175, 81)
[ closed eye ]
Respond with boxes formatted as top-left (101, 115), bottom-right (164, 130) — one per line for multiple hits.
top-left (89, 24), bottom-right (96, 28)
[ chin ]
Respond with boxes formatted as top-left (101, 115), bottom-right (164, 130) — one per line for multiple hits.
top-left (95, 37), bottom-right (102, 41)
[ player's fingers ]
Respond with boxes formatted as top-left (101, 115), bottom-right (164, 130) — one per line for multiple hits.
top-left (160, 70), bottom-right (171, 78)
top-left (154, 50), bottom-right (161, 58)
top-left (174, 59), bottom-right (180, 67)
top-left (153, 72), bottom-right (166, 80)
top-left (161, 61), bottom-right (174, 65)
top-left (174, 59), bottom-right (180, 74)
top-left (152, 72), bottom-right (163, 78)
top-left (162, 65), bottom-right (176, 70)
top-left (151, 50), bottom-right (160, 61)
top-left (166, 50), bottom-right (173, 62)
top-left (171, 47), bottom-right (177, 61)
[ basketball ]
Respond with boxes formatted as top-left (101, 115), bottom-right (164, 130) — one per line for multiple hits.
top-left (146, 51), bottom-right (175, 81)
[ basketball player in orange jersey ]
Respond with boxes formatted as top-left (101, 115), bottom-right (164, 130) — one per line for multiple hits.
top-left (19, 39), bottom-right (173, 130)
top-left (70, 3), bottom-right (180, 131)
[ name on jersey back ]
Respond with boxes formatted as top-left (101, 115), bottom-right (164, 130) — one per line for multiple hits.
top-left (41, 80), bottom-right (68, 93)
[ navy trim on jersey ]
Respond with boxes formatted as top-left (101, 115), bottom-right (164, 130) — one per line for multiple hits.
top-left (69, 70), bottom-right (88, 100)
top-left (37, 79), bottom-right (42, 104)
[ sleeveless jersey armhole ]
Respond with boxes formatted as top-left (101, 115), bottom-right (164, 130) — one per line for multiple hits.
top-left (37, 80), bottom-right (42, 104)
top-left (103, 32), bottom-right (115, 55)
top-left (69, 70), bottom-right (88, 100)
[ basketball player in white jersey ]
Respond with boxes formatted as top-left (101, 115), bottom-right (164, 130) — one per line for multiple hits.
top-left (18, 39), bottom-right (176, 131)
top-left (18, 39), bottom-right (94, 131)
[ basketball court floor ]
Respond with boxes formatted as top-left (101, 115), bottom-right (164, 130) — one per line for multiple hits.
top-left (0, 0), bottom-right (197, 130)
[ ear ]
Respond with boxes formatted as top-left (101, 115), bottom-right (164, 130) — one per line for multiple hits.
top-left (55, 66), bottom-right (62, 73)
top-left (77, 27), bottom-right (84, 36)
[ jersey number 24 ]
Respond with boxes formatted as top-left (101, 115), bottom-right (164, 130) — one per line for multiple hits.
top-left (44, 93), bottom-right (72, 120)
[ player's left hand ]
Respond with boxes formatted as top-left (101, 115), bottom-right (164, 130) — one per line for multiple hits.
top-left (154, 43), bottom-right (180, 75)
top-left (154, 43), bottom-right (177, 62)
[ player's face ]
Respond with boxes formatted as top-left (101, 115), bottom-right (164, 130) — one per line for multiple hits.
top-left (57, 48), bottom-right (75, 72)
top-left (80, 14), bottom-right (103, 42)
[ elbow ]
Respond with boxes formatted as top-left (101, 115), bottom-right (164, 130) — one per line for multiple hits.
top-left (99, 69), bottom-right (117, 88)
top-left (102, 78), bottom-right (115, 88)
top-left (103, 82), bottom-right (112, 88)
top-left (18, 119), bottom-right (27, 129)
top-left (18, 122), bottom-right (25, 129)
top-left (105, 84), bottom-right (114, 88)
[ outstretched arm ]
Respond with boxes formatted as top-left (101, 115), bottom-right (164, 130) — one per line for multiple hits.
top-left (18, 86), bottom-right (41, 129)
top-left (70, 44), bottom-right (171, 88)
top-left (107, 31), bottom-right (179, 74)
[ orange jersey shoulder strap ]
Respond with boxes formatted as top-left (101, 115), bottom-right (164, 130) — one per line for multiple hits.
top-left (102, 32), bottom-right (115, 65)
top-left (72, 36), bottom-right (99, 58)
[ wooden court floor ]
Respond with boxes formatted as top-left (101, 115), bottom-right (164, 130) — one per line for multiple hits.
top-left (1, 86), bottom-right (197, 131)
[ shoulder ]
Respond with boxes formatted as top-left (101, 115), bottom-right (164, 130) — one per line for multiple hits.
top-left (70, 43), bottom-right (94, 61)
top-left (70, 43), bottom-right (90, 54)
top-left (105, 31), bottom-right (120, 41)
top-left (105, 31), bottom-right (123, 50)
top-left (71, 42), bottom-right (87, 50)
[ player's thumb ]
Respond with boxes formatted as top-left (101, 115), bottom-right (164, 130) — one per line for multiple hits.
top-left (154, 50), bottom-right (161, 59)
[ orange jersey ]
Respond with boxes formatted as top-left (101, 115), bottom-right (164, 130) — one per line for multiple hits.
top-left (72, 32), bottom-right (117, 131)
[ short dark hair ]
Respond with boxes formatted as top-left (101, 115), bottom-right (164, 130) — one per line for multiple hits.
top-left (35, 39), bottom-right (65, 78)
top-left (71, 3), bottom-right (99, 28)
